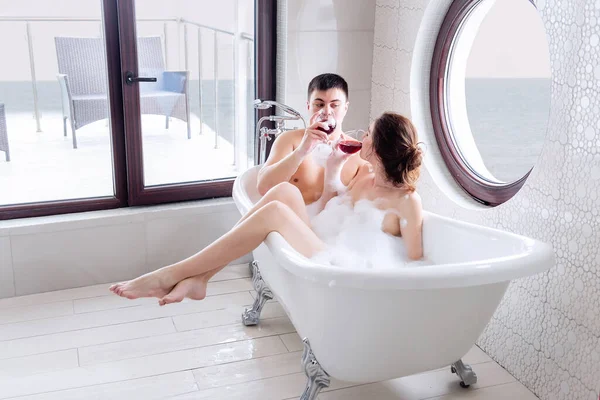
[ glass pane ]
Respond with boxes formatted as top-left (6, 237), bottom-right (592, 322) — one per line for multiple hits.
top-left (0, 1), bottom-right (116, 206)
top-left (134, 0), bottom-right (255, 187)
top-left (447, 0), bottom-right (551, 183)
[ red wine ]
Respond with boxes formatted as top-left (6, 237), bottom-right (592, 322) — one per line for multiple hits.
top-left (339, 140), bottom-right (362, 154)
top-left (317, 124), bottom-right (336, 135)
top-left (316, 115), bottom-right (337, 135)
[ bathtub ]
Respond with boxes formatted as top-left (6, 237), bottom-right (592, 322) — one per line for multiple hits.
top-left (232, 165), bottom-right (554, 399)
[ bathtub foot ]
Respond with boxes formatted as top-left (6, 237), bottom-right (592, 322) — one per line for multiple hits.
top-left (248, 260), bottom-right (256, 278)
top-left (451, 359), bottom-right (477, 388)
top-left (300, 338), bottom-right (330, 400)
top-left (241, 261), bottom-right (273, 326)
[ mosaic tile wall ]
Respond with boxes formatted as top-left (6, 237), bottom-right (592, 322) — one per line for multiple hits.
top-left (370, 0), bottom-right (600, 399)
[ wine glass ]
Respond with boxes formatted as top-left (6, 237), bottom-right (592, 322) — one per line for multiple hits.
top-left (336, 128), bottom-right (365, 154)
top-left (315, 110), bottom-right (337, 135)
top-left (338, 140), bottom-right (362, 154)
top-left (343, 129), bottom-right (366, 141)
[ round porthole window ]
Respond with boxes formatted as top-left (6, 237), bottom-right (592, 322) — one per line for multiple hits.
top-left (430, 0), bottom-right (551, 206)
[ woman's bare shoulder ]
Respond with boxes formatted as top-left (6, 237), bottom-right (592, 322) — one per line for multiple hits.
top-left (395, 190), bottom-right (423, 216)
top-left (357, 163), bottom-right (373, 176)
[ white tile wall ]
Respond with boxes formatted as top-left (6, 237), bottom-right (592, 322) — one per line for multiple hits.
top-left (343, 89), bottom-right (373, 129)
top-left (11, 222), bottom-right (148, 296)
top-left (287, 0), bottom-right (376, 32)
top-left (0, 237), bottom-right (14, 299)
top-left (0, 199), bottom-right (252, 298)
top-left (286, 31), bottom-right (374, 92)
top-left (145, 211), bottom-right (242, 271)
top-left (282, 0), bottom-right (377, 131)
top-left (369, 0), bottom-right (600, 398)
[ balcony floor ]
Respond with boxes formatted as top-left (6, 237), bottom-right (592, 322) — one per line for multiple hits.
top-left (0, 111), bottom-right (250, 206)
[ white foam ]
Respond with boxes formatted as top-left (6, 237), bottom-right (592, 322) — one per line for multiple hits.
top-left (309, 196), bottom-right (432, 269)
top-left (311, 143), bottom-right (332, 167)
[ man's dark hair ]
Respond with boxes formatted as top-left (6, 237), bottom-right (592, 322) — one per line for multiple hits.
top-left (307, 73), bottom-right (349, 100)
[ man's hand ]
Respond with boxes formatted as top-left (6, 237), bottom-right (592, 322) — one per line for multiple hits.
top-left (296, 120), bottom-right (330, 157)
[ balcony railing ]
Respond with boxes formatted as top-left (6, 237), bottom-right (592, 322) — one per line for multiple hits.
top-left (0, 16), bottom-right (254, 154)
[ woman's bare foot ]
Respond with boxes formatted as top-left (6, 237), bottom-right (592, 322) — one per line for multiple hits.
top-left (158, 274), bottom-right (209, 306)
top-left (109, 268), bottom-right (177, 300)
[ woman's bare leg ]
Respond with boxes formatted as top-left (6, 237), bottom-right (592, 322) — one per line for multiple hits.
top-left (158, 182), bottom-right (312, 304)
top-left (110, 201), bottom-right (325, 302)
top-left (237, 182), bottom-right (311, 226)
top-left (155, 257), bottom-right (225, 306)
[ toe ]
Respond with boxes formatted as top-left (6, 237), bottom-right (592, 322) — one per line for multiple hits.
top-left (161, 294), bottom-right (181, 305)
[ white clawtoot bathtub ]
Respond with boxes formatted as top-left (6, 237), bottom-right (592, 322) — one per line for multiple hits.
top-left (232, 165), bottom-right (554, 399)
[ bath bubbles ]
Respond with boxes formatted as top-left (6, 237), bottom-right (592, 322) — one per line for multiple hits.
top-left (309, 196), bottom-right (432, 270)
top-left (311, 143), bottom-right (333, 167)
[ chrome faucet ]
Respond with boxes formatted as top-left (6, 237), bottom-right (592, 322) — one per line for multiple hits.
top-left (253, 99), bottom-right (307, 164)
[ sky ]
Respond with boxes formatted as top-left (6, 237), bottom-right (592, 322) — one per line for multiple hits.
top-left (466, 0), bottom-right (551, 79)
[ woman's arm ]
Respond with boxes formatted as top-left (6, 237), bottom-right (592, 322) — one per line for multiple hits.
top-left (308, 144), bottom-right (359, 215)
top-left (312, 164), bottom-right (345, 211)
top-left (399, 193), bottom-right (424, 260)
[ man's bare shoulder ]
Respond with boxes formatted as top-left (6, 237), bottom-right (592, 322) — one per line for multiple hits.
top-left (273, 128), bottom-right (304, 147)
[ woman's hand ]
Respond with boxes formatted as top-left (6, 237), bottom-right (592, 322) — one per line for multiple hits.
top-left (323, 140), bottom-right (352, 193)
top-left (325, 139), bottom-right (353, 169)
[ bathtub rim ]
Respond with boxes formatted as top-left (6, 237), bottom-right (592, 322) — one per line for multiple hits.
top-left (233, 166), bottom-right (555, 290)
top-left (262, 231), bottom-right (553, 290)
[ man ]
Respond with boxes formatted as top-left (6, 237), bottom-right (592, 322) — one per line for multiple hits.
top-left (257, 73), bottom-right (365, 204)
top-left (122, 74), bottom-right (365, 306)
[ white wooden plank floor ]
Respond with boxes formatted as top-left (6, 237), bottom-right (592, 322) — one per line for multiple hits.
top-left (0, 264), bottom-right (539, 400)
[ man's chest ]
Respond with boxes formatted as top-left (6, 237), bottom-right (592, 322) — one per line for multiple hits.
top-left (290, 163), bottom-right (325, 202)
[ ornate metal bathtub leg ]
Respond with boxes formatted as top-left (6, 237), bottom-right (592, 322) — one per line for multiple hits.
top-left (300, 338), bottom-right (330, 400)
top-left (248, 260), bottom-right (256, 278)
top-left (451, 359), bottom-right (477, 388)
top-left (241, 261), bottom-right (273, 326)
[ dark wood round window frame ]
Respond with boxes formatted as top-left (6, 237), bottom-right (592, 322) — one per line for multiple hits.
top-left (430, 0), bottom-right (537, 207)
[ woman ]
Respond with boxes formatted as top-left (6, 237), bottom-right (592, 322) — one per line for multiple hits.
top-left (110, 112), bottom-right (424, 305)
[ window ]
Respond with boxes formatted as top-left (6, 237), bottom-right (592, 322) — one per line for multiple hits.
top-left (430, 0), bottom-right (551, 206)
top-left (0, 0), bottom-right (276, 220)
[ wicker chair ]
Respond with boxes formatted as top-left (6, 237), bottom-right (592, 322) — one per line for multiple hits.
top-left (0, 104), bottom-right (9, 162)
top-left (55, 36), bottom-right (191, 149)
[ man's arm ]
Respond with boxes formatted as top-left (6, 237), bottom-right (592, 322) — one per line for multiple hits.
top-left (257, 121), bottom-right (329, 196)
top-left (256, 130), bottom-right (305, 196)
